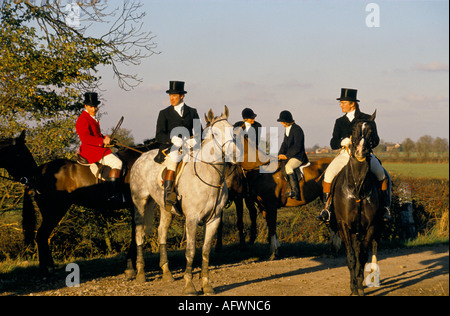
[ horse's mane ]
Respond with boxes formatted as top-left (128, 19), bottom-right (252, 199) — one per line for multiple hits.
top-left (132, 138), bottom-right (160, 152)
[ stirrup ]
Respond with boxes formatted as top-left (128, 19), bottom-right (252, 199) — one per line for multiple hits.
top-left (382, 207), bottom-right (391, 222)
top-left (316, 209), bottom-right (331, 222)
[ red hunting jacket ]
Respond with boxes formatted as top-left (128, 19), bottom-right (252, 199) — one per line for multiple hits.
top-left (76, 110), bottom-right (111, 163)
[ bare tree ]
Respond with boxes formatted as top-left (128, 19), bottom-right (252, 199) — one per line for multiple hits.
top-left (16, 0), bottom-right (159, 91)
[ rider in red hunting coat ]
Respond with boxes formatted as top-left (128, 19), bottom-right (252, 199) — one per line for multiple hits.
top-left (76, 92), bottom-right (123, 202)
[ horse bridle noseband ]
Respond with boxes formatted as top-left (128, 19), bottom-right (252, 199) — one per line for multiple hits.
top-left (191, 118), bottom-right (236, 188)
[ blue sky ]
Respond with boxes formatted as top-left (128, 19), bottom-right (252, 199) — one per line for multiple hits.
top-left (96, 0), bottom-right (449, 148)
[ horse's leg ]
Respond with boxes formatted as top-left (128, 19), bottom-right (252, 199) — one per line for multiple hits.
top-left (266, 205), bottom-right (279, 260)
top-left (158, 208), bottom-right (174, 282)
top-left (201, 215), bottom-right (221, 295)
top-left (369, 238), bottom-right (380, 287)
top-left (215, 211), bottom-right (224, 252)
top-left (183, 216), bottom-right (199, 295)
top-left (35, 203), bottom-right (67, 276)
top-left (339, 224), bottom-right (358, 295)
top-left (134, 200), bottom-right (147, 283)
top-left (246, 196), bottom-right (258, 246)
top-left (362, 227), bottom-right (380, 291)
top-left (235, 198), bottom-right (245, 249)
top-left (348, 234), bottom-right (360, 296)
top-left (125, 207), bottom-right (137, 279)
top-left (354, 236), bottom-right (367, 296)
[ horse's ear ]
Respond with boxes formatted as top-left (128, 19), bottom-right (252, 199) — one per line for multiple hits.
top-left (370, 110), bottom-right (377, 121)
top-left (206, 109), bottom-right (215, 123)
top-left (222, 105), bottom-right (229, 119)
top-left (19, 130), bottom-right (26, 142)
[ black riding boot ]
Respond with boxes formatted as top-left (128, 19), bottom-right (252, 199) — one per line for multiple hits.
top-left (316, 193), bottom-right (331, 222)
top-left (316, 181), bottom-right (331, 222)
top-left (287, 173), bottom-right (301, 200)
top-left (108, 169), bottom-right (123, 204)
top-left (164, 181), bottom-right (177, 210)
top-left (164, 170), bottom-right (180, 215)
top-left (380, 178), bottom-right (392, 222)
top-left (381, 189), bottom-right (392, 222)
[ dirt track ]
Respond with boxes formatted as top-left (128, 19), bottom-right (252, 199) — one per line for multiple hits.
top-left (1, 244), bottom-right (447, 297)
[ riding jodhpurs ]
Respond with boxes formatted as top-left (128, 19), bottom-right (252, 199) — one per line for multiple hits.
top-left (285, 158), bottom-right (303, 200)
top-left (324, 149), bottom-right (385, 184)
top-left (99, 153), bottom-right (123, 170)
top-left (285, 158), bottom-right (303, 175)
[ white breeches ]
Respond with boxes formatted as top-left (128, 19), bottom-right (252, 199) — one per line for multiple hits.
top-left (100, 153), bottom-right (123, 170)
top-left (285, 158), bottom-right (303, 175)
top-left (324, 149), bottom-right (385, 183)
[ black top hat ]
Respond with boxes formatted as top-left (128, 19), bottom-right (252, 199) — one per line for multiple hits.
top-left (83, 92), bottom-right (101, 106)
top-left (277, 110), bottom-right (294, 123)
top-left (337, 88), bottom-right (360, 102)
top-left (242, 108), bottom-right (257, 119)
top-left (166, 81), bottom-right (187, 94)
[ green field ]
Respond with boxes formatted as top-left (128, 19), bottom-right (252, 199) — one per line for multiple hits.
top-left (383, 163), bottom-right (449, 179)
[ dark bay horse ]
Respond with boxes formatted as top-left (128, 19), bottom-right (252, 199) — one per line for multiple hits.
top-left (332, 112), bottom-right (383, 296)
top-left (215, 165), bottom-right (259, 251)
top-left (235, 135), bottom-right (331, 259)
top-left (0, 131), bottom-right (157, 275)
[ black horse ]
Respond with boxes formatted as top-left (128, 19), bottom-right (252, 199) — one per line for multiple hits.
top-left (0, 131), bottom-right (157, 276)
top-left (331, 112), bottom-right (384, 296)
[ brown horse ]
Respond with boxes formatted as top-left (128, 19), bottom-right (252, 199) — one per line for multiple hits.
top-left (236, 135), bottom-right (331, 258)
top-left (0, 131), bottom-right (157, 275)
top-left (216, 165), bottom-right (259, 251)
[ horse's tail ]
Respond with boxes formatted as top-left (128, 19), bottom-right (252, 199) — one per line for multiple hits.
top-left (22, 188), bottom-right (36, 246)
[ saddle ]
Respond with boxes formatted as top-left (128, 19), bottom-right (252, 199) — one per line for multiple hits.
top-left (281, 161), bottom-right (311, 182)
top-left (76, 153), bottom-right (125, 182)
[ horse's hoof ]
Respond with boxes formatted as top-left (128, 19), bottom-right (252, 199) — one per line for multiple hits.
top-left (136, 273), bottom-right (146, 283)
top-left (183, 282), bottom-right (198, 296)
top-left (162, 272), bottom-right (175, 282)
top-left (124, 268), bottom-right (136, 280)
top-left (202, 283), bottom-right (215, 295)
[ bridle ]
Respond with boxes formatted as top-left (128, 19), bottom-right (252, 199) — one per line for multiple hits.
top-left (0, 141), bottom-right (36, 188)
top-left (190, 117), bottom-right (237, 223)
top-left (191, 117), bottom-right (236, 189)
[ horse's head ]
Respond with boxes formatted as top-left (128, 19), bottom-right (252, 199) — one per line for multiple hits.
top-left (203, 106), bottom-right (240, 164)
top-left (350, 111), bottom-right (377, 161)
top-left (0, 131), bottom-right (37, 184)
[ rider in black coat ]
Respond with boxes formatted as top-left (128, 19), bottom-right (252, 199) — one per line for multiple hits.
top-left (154, 81), bottom-right (201, 214)
top-left (277, 110), bottom-right (309, 200)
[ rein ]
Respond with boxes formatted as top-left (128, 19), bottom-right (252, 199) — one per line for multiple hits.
top-left (191, 117), bottom-right (235, 223)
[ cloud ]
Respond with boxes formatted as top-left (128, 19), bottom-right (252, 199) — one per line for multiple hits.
top-left (402, 94), bottom-right (449, 105)
top-left (415, 62), bottom-right (449, 72)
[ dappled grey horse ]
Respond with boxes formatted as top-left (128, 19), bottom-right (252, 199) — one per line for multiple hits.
top-left (130, 106), bottom-right (239, 295)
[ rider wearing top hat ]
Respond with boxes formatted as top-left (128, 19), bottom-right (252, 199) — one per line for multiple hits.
top-left (316, 88), bottom-right (391, 222)
top-left (155, 81), bottom-right (201, 213)
top-left (75, 92), bottom-right (123, 202)
top-left (277, 110), bottom-right (309, 201)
